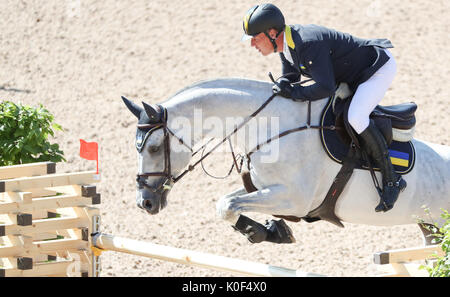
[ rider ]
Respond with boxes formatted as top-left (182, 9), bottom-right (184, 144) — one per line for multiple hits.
top-left (241, 3), bottom-right (406, 212)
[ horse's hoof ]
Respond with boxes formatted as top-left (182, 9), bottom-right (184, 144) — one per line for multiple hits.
top-left (233, 215), bottom-right (268, 244)
top-left (265, 219), bottom-right (296, 244)
top-left (245, 225), bottom-right (268, 243)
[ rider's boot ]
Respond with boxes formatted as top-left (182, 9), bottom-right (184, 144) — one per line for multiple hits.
top-left (359, 122), bottom-right (407, 212)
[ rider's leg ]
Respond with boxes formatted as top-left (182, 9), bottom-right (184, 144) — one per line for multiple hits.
top-left (359, 121), bottom-right (406, 212)
top-left (348, 49), bottom-right (406, 212)
top-left (348, 49), bottom-right (397, 135)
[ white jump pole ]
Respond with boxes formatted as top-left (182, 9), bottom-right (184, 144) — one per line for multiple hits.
top-left (92, 233), bottom-right (324, 277)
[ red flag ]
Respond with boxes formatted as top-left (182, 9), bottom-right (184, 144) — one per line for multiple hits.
top-left (80, 139), bottom-right (99, 174)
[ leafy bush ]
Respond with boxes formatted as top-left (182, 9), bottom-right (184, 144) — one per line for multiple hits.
top-left (0, 101), bottom-right (65, 166)
top-left (421, 209), bottom-right (450, 277)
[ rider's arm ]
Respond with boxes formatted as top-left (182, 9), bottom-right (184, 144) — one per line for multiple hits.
top-left (279, 53), bottom-right (301, 83)
top-left (290, 43), bottom-right (336, 101)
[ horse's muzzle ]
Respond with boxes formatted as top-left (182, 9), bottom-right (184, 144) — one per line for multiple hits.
top-left (136, 187), bottom-right (168, 215)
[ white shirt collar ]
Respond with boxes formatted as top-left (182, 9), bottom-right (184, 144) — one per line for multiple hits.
top-left (283, 31), bottom-right (294, 65)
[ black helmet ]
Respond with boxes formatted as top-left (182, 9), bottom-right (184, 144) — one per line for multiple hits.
top-left (242, 3), bottom-right (285, 41)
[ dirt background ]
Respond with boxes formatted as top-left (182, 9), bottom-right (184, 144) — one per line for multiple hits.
top-left (1, 0), bottom-right (449, 276)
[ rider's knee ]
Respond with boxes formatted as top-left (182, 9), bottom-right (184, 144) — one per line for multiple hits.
top-left (348, 113), bottom-right (369, 135)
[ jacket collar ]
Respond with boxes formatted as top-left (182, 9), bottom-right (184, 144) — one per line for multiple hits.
top-left (283, 25), bottom-right (299, 67)
top-left (285, 25), bottom-right (296, 50)
top-left (283, 25), bottom-right (297, 65)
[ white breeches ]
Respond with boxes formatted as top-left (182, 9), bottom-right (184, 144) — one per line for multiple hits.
top-left (348, 49), bottom-right (397, 134)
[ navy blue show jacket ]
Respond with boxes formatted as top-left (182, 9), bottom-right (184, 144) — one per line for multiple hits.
top-left (281, 24), bottom-right (394, 100)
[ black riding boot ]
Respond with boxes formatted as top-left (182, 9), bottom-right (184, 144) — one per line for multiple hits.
top-left (359, 122), bottom-right (407, 212)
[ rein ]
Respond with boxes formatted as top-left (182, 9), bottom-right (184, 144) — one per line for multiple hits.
top-left (173, 92), bottom-right (278, 182)
top-left (247, 100), bottom-right (337, 158)
top-left (137, 76), bottom-right (337, 193)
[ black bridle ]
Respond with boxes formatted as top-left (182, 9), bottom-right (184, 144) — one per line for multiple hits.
top-left (135, 109), bottom-right (193, 193)
top-left (136, 75), bottom-right (337, 194)
top-left (134, 96), bottom-right (271, 193)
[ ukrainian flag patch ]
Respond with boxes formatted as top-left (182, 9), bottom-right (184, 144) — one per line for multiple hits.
top-left (389, 149), bottom-right (409, 167)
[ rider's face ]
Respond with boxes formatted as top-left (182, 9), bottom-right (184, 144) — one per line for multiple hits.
top-left (250, 32), bottom-right (273, 56)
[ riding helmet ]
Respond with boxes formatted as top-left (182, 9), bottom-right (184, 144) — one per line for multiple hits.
top-left (241, 3), bottom-right (285, 41)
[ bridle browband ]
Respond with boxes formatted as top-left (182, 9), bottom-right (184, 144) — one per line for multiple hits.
top-left (136, 74), bottom-right (338, 194)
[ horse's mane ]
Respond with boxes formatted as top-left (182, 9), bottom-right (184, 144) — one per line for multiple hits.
top-left (164, 77), bottom-right (270, 103)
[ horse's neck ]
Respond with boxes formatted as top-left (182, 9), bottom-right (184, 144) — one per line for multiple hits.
top-left (163, 79), bottom-right (328, 148)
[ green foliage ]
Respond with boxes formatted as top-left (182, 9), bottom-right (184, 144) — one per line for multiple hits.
top-left (0, 101), bottom-right (65, 166)
top-left (421, 209), bottom-right (450, 277)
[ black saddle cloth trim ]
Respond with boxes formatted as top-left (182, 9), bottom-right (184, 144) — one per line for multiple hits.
top-left (320, 98), bottom-right (416, 175)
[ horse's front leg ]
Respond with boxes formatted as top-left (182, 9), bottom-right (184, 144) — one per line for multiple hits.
top-left (216, 185), bottom-right (296, 244)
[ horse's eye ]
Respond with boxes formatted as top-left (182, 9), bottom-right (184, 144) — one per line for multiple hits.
top-left (149, 145), bottom-right (160, 153)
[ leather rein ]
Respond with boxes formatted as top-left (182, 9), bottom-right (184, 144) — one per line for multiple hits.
top-left (136, 76), bottom-right (337, 194)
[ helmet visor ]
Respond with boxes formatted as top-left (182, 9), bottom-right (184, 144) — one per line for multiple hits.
top-left (241, 33), bottom-right (254, 42)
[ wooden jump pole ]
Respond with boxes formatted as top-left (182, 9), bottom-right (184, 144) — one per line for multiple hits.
top-left (92, 233), bottom-right (325, 277)
top-left (373, 245), bottom-right (444, 277)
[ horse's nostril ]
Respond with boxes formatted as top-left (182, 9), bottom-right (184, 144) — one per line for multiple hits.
top-left (143, 200), bottom-right (152, 209)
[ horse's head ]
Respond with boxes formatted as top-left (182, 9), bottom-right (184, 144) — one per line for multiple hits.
top-left (122, 96), bottom-right (192, 215)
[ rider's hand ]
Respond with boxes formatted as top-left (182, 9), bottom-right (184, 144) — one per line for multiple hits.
top-left (272, 78), bottom-right (293, 99)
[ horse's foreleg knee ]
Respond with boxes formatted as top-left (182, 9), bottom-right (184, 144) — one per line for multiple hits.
top-left (216, 196), bottom-right (267, 242)
top-left (216, 196), bottom-right (241, 225)
top-left (216, 187), bottom-right (249, 224)
top-left (216, 185), bottom-right (296, 244)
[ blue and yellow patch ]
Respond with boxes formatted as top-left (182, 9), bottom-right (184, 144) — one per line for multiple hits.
top-left (389, 150), bottom-right (409, 167)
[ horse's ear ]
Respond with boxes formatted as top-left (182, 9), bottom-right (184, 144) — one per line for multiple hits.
top-left (122, 96), bottom-right (143, 119)
top-left (142, 102), bottom-right (162, 122)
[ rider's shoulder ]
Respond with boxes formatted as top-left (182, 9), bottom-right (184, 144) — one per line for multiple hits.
top-left (289, 24), bottom-right (335, 44)
top-left (290, 23), bottom-right (333, 32)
